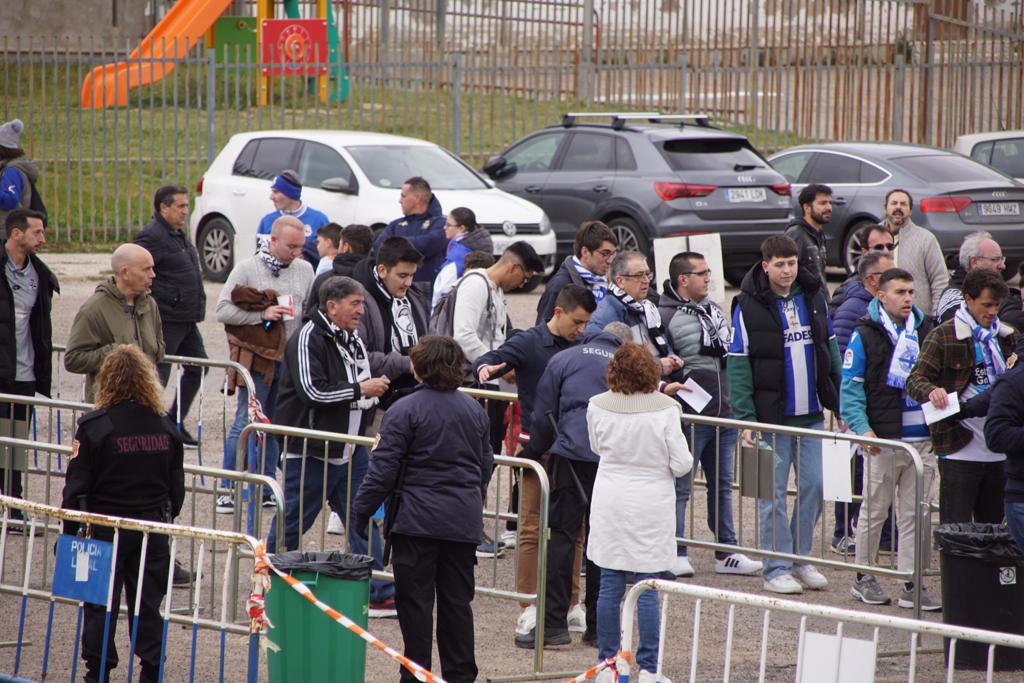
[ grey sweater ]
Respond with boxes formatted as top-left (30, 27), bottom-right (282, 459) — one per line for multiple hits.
top-left (215, 255), bottom-right (314, 340)
top-left (888, 220), bottom-right (949, 316)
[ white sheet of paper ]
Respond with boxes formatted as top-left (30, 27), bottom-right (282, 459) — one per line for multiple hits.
top-left (822, 439), bottom-right (853, 503)
top-left (922, 391), bottom-right (960, 425)
top-left (677, 378), bottom-right (712, 413)
top-left (75, 549), bottom-right (90, 582)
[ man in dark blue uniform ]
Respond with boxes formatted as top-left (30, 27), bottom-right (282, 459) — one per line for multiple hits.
top-left (373, 177), bottom-right (446, 297)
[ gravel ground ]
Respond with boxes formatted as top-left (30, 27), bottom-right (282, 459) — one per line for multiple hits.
top-left (0, 253), bottom-right (1018, 682)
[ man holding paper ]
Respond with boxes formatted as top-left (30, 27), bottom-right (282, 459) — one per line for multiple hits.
top-left (906, 268), bottom-right (1019, 525)
top-left (727, 235), bottom-right (842, 595)
top-left (659, 250), bottom-right (762, 578)
top-left (840, 268), bottom-right (940, 610)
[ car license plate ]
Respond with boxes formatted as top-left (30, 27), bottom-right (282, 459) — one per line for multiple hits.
top-left (979, 202), bottom-right (1020, 216)
top-left (727, 187), bottom-right (767, 203)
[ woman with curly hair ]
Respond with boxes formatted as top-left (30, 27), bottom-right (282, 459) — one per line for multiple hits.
top-left (62, 344), bottom-right (184, 683)
top-left (588, 342), bottom-right (692, 683)
top-left (353, 335), bottom-right (492, 683)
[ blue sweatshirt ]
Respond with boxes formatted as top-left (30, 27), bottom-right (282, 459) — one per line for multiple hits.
top-left (256, 204), bottom-right (331, 267)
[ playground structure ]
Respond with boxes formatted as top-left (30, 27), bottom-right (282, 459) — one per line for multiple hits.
top-left (80, 0), bottom-right (347, 109)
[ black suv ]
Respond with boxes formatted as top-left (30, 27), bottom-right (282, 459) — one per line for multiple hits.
top-left (483, 113), bottom-right (793, 284)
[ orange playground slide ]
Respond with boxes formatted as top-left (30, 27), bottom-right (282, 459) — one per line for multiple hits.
top-left (81, 0), bottom-right (234, 108)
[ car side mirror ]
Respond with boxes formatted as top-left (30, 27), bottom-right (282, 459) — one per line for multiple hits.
top-left (321, 177), bottom-right (357, 195)
top-left (483, 155), bottom-right (510, 179)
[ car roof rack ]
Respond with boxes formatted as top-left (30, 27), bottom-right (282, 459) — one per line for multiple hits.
top-left (561, 112), bottom-right (715, 130)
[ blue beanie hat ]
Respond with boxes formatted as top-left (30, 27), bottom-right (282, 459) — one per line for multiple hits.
top-left (271, 170), bottom-right (302, 201)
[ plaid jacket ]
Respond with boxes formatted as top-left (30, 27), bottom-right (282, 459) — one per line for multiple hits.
top-left (905, 316), bottom-right (1018, 456)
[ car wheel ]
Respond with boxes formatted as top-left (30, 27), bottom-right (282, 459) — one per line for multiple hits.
top-left (197, 217), bottom-right (234, 282)
top-left (606, 216), bottom-right (649, 256)
top-left (842, 220), bottom-right (876, 274)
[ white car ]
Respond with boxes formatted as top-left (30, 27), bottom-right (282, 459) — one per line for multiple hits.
top-left (953, 131), bottom-right (1024, 183)
top-left (189, 130), bottom-right (558, 285)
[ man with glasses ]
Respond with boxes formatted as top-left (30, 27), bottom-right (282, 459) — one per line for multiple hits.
top-left (536, 221), bottom-right (617, 324)
top-left (883, 189), bottom-right (947, 316)
top-left (936, 231), bottom-right (1024, 331)
top-left (659, 251), bottom-right (762, 578)
top-left (586, 251), bottom-right (684, 377)
top-left (830, 249), bottom-right (895, 556)
top-left (830, 223), bottom-right (896, 313)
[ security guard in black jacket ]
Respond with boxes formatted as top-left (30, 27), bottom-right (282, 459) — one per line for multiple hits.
top-left (61, 345), bottom-right (185, 683)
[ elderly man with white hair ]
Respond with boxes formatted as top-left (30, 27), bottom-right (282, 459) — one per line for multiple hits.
top-left (65, 243), bottom-right (164, 398)
top-left (936, 230), bottom-right (1024, 332)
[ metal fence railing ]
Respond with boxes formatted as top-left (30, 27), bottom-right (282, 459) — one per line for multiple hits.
top-left (0, 495), bottom-right (265, 683)
top-left (3, 1), bottom-right (1022, 242)
top-left (608, 579), bottom-right (1024, 683)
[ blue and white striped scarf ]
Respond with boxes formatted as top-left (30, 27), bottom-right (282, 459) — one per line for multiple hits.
top-left (955, 302), bottom-right (1007, 383)
top-left (571, 257), bottom-right (608, 302)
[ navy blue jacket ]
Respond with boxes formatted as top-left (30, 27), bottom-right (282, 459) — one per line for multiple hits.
top-left (984, 364), bottom-right (1024, 502)
top-left (373, 194), bottom-right (447, 283)
top-left (833, 278), bottom-right (874, 354)
top-left (535, 256), bottom-right (586, 324)
top-left (134, 213), bottom-right (206, 324)
top-left (474, 323), bottom-right (574, 436)
top-left (530, 331), bottom-right (624, 462)
top-left (352, 386), bottom-right (493, 545)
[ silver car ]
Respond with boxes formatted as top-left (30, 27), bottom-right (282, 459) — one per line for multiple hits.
top-left (769, 142), bottom-right (1024, 275)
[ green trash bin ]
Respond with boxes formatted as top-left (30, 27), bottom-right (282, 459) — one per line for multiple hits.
top-left (266, 551), bottom-right (373, 683)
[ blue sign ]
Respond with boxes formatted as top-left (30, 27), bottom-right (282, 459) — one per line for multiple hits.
top-left (52, 534), bottom-right (114, 606)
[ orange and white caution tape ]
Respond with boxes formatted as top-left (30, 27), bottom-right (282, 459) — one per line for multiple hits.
top-left (564, 652), bottom-right (632, 682)
top-left (252, 543), bottom-right (446, 683)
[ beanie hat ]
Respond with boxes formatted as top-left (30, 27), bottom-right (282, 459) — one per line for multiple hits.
top-left (0, 119), bottom-right (24, 150)
top-left (271, 170), bottom-right (302, 201)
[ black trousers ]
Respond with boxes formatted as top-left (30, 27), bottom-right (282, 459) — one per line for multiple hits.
top-left (938, 458), bottom-right (1006, 524)
top-left (392, 533), bottom-right (478, 683)
top-left (0, 380), bottom-right (35, 514)
top-left (82, 529), bottom-right (170, 683)
top-left (543, 455), bottom-right (599, 636)
top-left (157, 321), bottom-right (208, 421)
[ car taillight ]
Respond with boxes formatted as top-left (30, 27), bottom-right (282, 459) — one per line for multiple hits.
top-left (655, 181), bottom-right (717, 201)
top-left (770, 182), bottom-right (791, 196)
top-left (195, 177), bottom-right (204, 196)
top-left (920, 196), bottom-right (971, 213)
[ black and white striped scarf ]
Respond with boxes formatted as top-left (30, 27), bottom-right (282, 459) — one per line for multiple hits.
top-left (676, 299), bottom-right (730, 358)
top-left (372, 271), bottom-right (418, 354)
top-left (609, 284), bottom-right (673, 357)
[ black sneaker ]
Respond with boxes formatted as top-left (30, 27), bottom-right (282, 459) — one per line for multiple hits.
top-left (178, 427), bottom-right (199, 448)
top-left (173, 561), bottom-right (195, 586)
top-left (581, 629), bottom-right (597, 647)
top-left (514, 627), bottom-right (571, 649)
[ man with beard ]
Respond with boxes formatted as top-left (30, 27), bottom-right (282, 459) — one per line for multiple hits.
top-left (883, 189), bottom-right (947, 316)
top-left (785, 184), bottom-right (833, 298)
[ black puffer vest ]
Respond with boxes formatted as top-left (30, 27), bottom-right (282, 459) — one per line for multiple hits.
top-left (735, 264), bottom-right (838, 423)
top-left (853, 314), bottom-right (934, 439)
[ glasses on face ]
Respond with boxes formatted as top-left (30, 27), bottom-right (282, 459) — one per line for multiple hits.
top-left (977, 255), bottom-right (1007, 265)
top-left (869, 243), bottom-right (896, 252)
top-left (682, 269), bottom-right (713, 278)
top-left (595, 248), bottom-right (616, 259)
top-left (622, 271), bottom-right (654, 282)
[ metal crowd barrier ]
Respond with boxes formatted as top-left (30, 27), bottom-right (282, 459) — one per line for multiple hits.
top-left (238, 420), bottom-right (555, 678)
top-left (0, 434), bottom-right (283, 624)
top-left (617, 579), bottom-right (1024, 683)
top-left (0, 495), bottom-right (264, 683)
top-left (676, 413), bottom-right (933, 619)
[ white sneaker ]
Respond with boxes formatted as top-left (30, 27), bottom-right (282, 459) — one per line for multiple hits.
top-left (763, 573), bottom-right (803, 594)
top-left (714, 553), bottom-right (763, 576)
top-left (499, 529), bottom-right (518, 549)
top-left (671, 555), bottom-right (695, 577)
top-left (327, 511), bottom-right (344, 535)
top-left (515, 605), bottom-right (536, 637)
top-left (567, 603), bottom-right (586, 633)
top-left (792, 564), bottom-right (828, 590)
top-left (638, 670), bottom-right (672, 683)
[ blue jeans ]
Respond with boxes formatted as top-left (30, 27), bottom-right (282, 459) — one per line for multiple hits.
top-left (758, 422), bottom-right (824, 581)
top-left (1006, 502), bottom-right (1024, 555)
top-left (597, 568), bottom-right (661, 673)
top-left (676, 423), bottom-right (739, 559)
top-left (267, 447), bottom-right (395, 604)
top-left (223, 367), bottom-right (280, 489)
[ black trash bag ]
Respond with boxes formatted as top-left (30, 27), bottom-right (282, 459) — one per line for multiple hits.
top-left (269, 551), bottom-right (374, 581)
top-left (934, 523), bottom-right (1024, 562)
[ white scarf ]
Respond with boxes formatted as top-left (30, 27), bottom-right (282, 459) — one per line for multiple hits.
top-left (878, 308), bottom-right (919, 390)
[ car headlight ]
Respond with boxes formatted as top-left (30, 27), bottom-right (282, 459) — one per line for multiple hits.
top-left (539, 213), bottom-right (552, 234)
